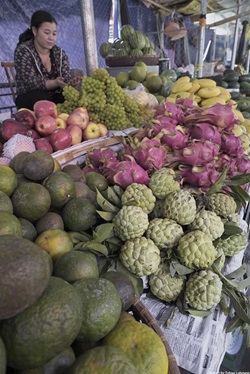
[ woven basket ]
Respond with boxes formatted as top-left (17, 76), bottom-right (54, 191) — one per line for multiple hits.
top-left (130, 297), bottom-right (181, 374)
top-left (105, 55), bottom-right (160, 67)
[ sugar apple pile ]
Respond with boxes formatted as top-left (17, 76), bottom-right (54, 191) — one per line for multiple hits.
top-left (96, 167), bottom-right (249, 314)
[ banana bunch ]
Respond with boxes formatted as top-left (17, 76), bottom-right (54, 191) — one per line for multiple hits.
top-left (167, 76), bottom-right (235, 108)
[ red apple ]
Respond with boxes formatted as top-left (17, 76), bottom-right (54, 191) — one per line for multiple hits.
top-left (14, 109), bottom-right (36, 128)
top-left (66, 125), bottom-right (83, 145)
top-left (26, 129), bottom-right (41, 140)
top-left (49, 128), bottom-right (72, 151)
top-left (35, 115), bottom-right (57, 136)
top-left (55, 117), bottom-right (67, 129)
top-left (82, 122), bottom-right (101, 141)
top-left (34, 137), bottom-right (53, 154)
top-left (66, 107), bottom-right (89, 130)
top-left (97, 123), bottom-right (109, 137)
top-left (34, 100), bottom-right (58, 118)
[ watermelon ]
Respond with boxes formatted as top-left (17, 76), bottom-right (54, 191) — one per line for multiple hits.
top-left (120, 24), bottom-right (135, 40)
top-left (99, 42), bottom-right (112, 58)
top-left (128, 31), bottom-right (146, 50)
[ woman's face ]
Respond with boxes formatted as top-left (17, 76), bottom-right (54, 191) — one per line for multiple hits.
top-left (32, 22), bottom-right (57, 50)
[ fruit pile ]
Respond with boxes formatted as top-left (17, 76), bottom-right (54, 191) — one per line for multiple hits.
top-left (0, 153), bottom-right (169, 374)
top-left (99, 24), bottom-right (158, 59)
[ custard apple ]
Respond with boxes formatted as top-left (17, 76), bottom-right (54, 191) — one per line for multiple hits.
top-left (149, 264), bottom-right (185, 303)
top-left (207, 193), bottom-right (237, 218)
top-left (150, 199), bottom-right (165, 219)
top-left (146, 218), bottom-right (184, 250)
top-left (163, 189), bottom-right (197, 225)
top-left (188, 209), bottom-right (224, 241)
top-left (176, 230), bottom-right (216, 269)
top-left (113, 205), bottom-right (149, 241)
top-left (121, 182), bottom-right (156, 214)
top-left (185, 270), bottom-right (223, 310)
top-left (149, 168), bottom-right (180, 200)
top-left (214, 246), bottom-right (226, 271)
top-left (119, 237), bottom-right (161, 276)
top-left (215, 232), bottom-right (248, 257)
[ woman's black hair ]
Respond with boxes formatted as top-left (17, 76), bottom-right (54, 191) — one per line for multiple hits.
top-left (18, 10), bottom-right (57, 44)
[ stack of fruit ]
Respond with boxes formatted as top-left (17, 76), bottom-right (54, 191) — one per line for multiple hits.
top-left (99, 24), bottom-right (158, 59)
top-left (0, 153), bottom-right (170, 374)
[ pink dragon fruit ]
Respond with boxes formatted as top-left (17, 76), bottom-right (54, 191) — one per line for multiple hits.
top-left (235, 155), bottom-right (250, 174)
top-left (100, 155), bottom-right (150, 189)
top-left (171, 139), bottom-right (220, 167)
top-left (85, 147), bottom-right (119, 168)
top-left (215, 153), bottom-right (238, 177)
top-left (177, 163), bottom-right (220, 189)
top-left (183, 103), bottom-right (238, 130)
top-left (221, 132), bottom-right (244, 157)
top-left (188, 122), bottom-right (222, 145)
top-left (82, 164), bottom-right (100, 174)
top-left (121, 136), bottom-right (167, 172)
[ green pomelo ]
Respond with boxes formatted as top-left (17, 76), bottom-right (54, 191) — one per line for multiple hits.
top-left (0, 211), bottom-right (22, 237)
top-left (101, 270), bottom-right (135, 310)
top-left (62, 164), bottom-right (86, 183)
top-left (124, 80), bottom-right (138, 90)
top-left (22, 150), bottom-right (55, 181)
top-left (17, 346), bottom-right (75, 374)
top-left (74, 181), bottom-right (97, 204)
top-left (129, 66), bottom-right (147, 83)
top-left (9, 151), bottom-right (30, 174)
top-left (43, 171), bottom-right (76, 208)
top-left (0, 276), bottom-right (83, 370)
top-left (62, 197), bottom-right (97, 232)
top-left (18, 218), bottom-right (37, 241)
top-left (85, 172), bottom-right (108, 192)
top-left (0, 191), bottom-right (13, 213)
top-left (73, 278), bottom-right (122, 343)
top-left (53, 250), bottom-right (99, 283)
top-left (67, 346), bottom-right (137, 374)
top-left (11, 182), bottom-right (51, 222)
top-left (116, 72), bottom-right (130, 87)
top-left (35, 212), bottom-right (64, 235)
top-left (0, 235), bottom-right (51, 320)
top-left (134, 61), bottom-right (148, 71)
top-left (146, 75), bottom-right (163, 93)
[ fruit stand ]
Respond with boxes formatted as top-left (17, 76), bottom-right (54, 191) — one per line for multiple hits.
top-left (2, 54), bottom-right (250, 374)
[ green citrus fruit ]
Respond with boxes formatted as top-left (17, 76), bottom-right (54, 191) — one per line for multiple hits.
top-left (9, 151), bottom-right (30, 174)
top-left (53, 250), bottom-right (99, 283)
top-left (73, 278), bottom-right (122, 343)
top-left (0, 235), bottom-right (51, 319)
top-left (85, 172), bottom-right (108, 192)
top-left (62, 164), bottom-right (86, 183)
top-left (68, 345), bottom-right (137, 374)
top-left (62, 197), bottom-right (97, 232)
top-left (43, 171), bottom-right (76, 208)
top-left (0, 190), bottom-right (13, 213)
top-left (18, 218), bottom-right (37, 242)
top-left (0, 211), bottom-right (22, 237)
top-left (11, 182), bottom-right (51, 222)
top-left (0, 276), bottom-right (83, 370)
top-left (35, 212), bottom-right (64, 235)
top-left (35, 229), bottom-right (73, 261)
top-left (0, 165), bottom-right (18, 196)
top-left (101, 270), bottom-right (135, 310)
top-left (102, 312), bottom-right (169, 374)
top-left (22, 150), bottom-right (55, 181)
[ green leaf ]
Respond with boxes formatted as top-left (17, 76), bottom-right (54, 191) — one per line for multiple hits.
top-left (226, 316), bottom-right (244, 333)
top-left (223, 285), bottom-right (250, 324)
top-left (227, 173), bottom-right (250, 186)
top-left (67, 231), bottom-right (92, 244)
top-left (79, 241), bottom-right (109, 256)
top-left (92, 223), bottom-right (115, 243)
top-left (171, 261), bottom-right (194, 276)
top-left (96, 189), bottom-right (120, 213)
top-left (225, 263), bottom-right (248, 280)
top-left (229, 185), bottom-right (250, 205)
top-left (206, 168), bottom-right (228, 196)
top-left (223, 222), bottom-right (243, 236)
top-left (234, 277), bottom-right (250, 291)
top-left (106, 186), bottom-right (122, 207)
top-left (96, 210), bottom-right (116, 221)
top-left (112, 185), bottom-right (124, 198)
top-left (187, 309), bottom-right (212, 317)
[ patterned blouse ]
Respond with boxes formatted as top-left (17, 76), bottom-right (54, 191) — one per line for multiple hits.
top-left (14, 39), bottom-right (71, 96)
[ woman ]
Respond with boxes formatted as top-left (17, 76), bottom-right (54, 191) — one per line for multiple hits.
top-left (14, 10), bottom-right (71, 110)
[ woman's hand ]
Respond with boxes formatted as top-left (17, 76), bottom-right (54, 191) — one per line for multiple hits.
top-left (45, 77), bottom-right (67, 91)
top-left (55, 77), bottom-right (68, 88)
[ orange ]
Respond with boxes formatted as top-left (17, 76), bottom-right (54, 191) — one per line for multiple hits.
top-left (35, 229), bottom-right (73, 260)
top-left (0, 165), bottom-right (18, 196)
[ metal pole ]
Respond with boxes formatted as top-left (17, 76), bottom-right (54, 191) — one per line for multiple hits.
top-left (197, 0), bottom-right (207, 78)
top-left (230, 2), bottom-right (242, 69)
top-left (79, 0), bottom-right (99, 76)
